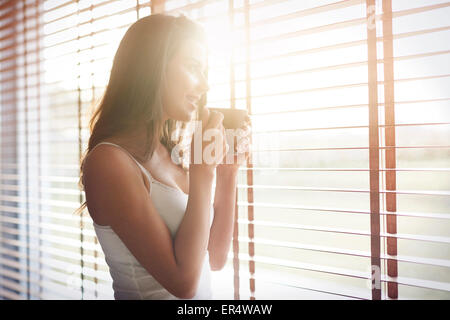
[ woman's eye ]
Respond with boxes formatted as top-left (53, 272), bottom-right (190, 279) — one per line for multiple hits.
top-left (187, 64), bottom-right (198, 73)
top-left (186, 63), bottom-right (206, 80)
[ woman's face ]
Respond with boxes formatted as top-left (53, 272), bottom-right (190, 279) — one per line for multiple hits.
top-left (162, 38), bottom-right (209, 122)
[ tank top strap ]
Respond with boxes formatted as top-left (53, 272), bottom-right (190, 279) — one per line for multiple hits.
top-left (89, 142), bottom-right (153, 185)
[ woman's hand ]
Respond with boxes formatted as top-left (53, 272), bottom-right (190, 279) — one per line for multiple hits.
top-left (216, 115), bottom-right (252, 175)
top-left (189, 107), bottom-right (229, 174)
top-left (209, 115), bottom-right (251, 270)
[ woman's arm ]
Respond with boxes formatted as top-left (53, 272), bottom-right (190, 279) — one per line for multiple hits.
top-left (208, 115), bottom-right (252, 271)
top-left (172, 165), bottom-right (215, 292)
top-left (83, 111), bottom-right (227, 300)
top-left (208, 167), bottom-right (239, 271)
top-left (84, 148), bottom-right (216, 299)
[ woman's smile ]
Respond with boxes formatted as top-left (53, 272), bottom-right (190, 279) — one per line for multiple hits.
top-left (187, 100), bottom-right (196, 112)
top-left (186, 95), bottom-right (200, 111)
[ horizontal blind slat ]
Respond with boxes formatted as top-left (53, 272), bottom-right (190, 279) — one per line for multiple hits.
top-left (237, 219), bottom-right (450, 244)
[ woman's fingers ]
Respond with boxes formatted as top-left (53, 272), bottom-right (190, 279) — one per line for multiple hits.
top-left (221, 125), bottom-right (228, 159)
top-left (205, 110), bottom-right (224, 131)
top-left (200, 107), bottom-right (210, 129)
top-left (234, 119), bottom-right (252, 155)
top-left (223, 125), bottom-right (228, 148)
top-left (203, 111), bottom-right (227, 165)
top-left (240, 117), bottom-right (252, 136)
top-left (236, 136), bottom-right (250, 154)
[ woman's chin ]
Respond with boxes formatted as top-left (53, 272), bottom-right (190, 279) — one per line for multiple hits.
top-left (177, 111), bottom-right (194, 122)
top-left (186, 107), bottom-right (198, 120)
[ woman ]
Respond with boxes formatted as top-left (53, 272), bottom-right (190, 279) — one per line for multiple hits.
top-left (77, 14), bottom-right (251, 300)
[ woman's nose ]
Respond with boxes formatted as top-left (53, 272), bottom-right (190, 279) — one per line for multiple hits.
top-left (200, 81), bottom-right (209, 95)
top-left (198, 72), bottom-right (209, 94)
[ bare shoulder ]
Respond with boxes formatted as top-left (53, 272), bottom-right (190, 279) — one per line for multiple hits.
top-left (82, 144), bottom-right (188, 297)
top-left (82, 143), bottom-right (148, 225)
top-left (83, 143), bottom-right (145, 188)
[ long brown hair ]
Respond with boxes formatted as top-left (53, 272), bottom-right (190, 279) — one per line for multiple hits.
top-left (74, 14), bottom-right (208, 216)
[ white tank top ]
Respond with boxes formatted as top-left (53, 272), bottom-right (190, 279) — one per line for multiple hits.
top-left (85, 142), bottom-right (214, 300)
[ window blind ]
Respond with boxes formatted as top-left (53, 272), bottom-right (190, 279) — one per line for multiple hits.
top-left (1, 0), bottom-right (449, 300)
top-left (163, 0), bottom-right (450, 300)
top-left (0, 0), bottom-right (154, 300)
